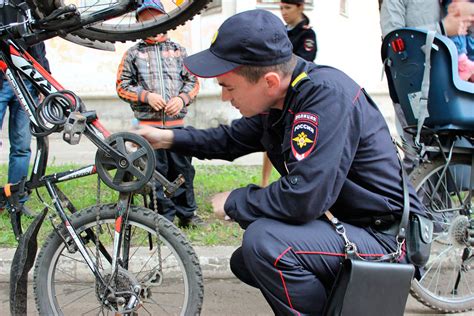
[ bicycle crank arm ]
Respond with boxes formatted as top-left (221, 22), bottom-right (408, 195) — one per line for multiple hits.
top-left (84, 125), bottom-right (128, 162)
top-left (152, 171), bottom-right (185, 198)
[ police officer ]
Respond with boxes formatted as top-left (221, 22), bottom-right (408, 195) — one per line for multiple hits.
top-left (135, 10), bottom-right (425, 315)
top-left (281, 0), bottom-right (317, 62)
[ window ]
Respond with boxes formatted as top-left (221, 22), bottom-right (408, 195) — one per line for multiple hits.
top-left (206, 0), bottom-right (222, 10)
top-left (257, 0), bottom-right (313, 5)
top-left (340, 0), bottom-right (349, 17)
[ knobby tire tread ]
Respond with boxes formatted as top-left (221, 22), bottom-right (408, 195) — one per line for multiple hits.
top-left (33, 203), bottom-right (204, 315)
top-left (27, 0), bottom-right (211, 43)
top-left (409, 155), bottom-right (474, 313)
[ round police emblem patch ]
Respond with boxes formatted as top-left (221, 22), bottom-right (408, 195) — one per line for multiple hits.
top-left (304, 39), bottom-right (315, 52)
top-left (291, 112), bottom-right (319, 161)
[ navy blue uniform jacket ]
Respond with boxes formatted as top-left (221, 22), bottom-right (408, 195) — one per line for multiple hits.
top-left (172, 58), bottom-right (424, 230)
top-left (288, 15), bottom-right (317, 62)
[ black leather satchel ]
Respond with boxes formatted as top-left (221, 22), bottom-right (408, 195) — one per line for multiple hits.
top-left (322, 150), bottom-right (420, 316)
top-left (323, 259), bottom-right (415, 316)
top-left (407, 213), bottom-right (433, 266)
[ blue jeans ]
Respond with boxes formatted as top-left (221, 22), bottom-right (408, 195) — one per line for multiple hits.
top-left (0, 79), bottom-right (38, 202)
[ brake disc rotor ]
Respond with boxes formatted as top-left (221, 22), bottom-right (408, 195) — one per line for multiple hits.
top-left (95, 132), bottom-right (155, 192)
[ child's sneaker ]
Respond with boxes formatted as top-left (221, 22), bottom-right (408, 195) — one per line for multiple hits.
top-left (458, 53), bottom-right (474, 81)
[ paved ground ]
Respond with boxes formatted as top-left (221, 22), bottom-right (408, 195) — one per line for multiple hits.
top-left (0, 278), bottom-right (468, 316)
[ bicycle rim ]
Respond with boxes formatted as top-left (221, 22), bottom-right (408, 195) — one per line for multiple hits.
top-left (29, 0), bottom-right (211, 43)
top-left (34, 205), bottom-right (203, 315)
top-left (410, 155), bottom-right (474, 312)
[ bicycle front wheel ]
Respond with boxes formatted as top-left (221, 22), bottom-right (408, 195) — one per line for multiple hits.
top-left (28, 0), bottom-right (211, 43)
top-left (410, 155), bottom-right (474, 313)
top-left (33, 203), bottom-right (204, 315)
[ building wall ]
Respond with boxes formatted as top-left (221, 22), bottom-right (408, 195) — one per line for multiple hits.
top-left (43, 0), bottom-right (395, 133)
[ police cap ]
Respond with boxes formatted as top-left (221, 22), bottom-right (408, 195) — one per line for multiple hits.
top-left (184, 9), bottom-right (293, 78)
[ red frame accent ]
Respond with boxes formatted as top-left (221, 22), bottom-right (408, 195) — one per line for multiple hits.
top-left (7, 44), bottom-right (112, 138)
top-left (115, 216), bottom-right (123, 233)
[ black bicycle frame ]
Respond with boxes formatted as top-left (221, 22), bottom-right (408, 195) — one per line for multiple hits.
top-left (0, 37), bottom-right (128, 288)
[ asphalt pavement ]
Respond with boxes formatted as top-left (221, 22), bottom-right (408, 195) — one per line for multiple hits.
top-left (0, 277), bottom-right (469, 315)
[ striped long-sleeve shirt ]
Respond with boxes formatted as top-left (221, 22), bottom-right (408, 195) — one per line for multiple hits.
top-left (116, 39), bottom-right (199, 128)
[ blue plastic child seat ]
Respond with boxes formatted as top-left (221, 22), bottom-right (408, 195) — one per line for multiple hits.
top-left (382, 28), bottom-right (474, 131)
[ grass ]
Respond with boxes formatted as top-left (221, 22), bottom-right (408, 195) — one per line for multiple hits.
top-left (0, 164), bottom-right (279, 247)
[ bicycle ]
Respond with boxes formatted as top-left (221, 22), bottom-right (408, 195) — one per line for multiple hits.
top-left (0, 0), bottom-right (210, 314)
top-left (382, 28), bottom-right (474, 313)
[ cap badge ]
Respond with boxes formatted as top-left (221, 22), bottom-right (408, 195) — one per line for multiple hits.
top-left (211, 31), bottom-right (219, 45)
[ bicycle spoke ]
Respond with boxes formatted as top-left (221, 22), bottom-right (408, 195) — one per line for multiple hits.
top-left (410, 155), bottom-right (474, 311)
top-left (54, 284), bottom-right (94, 297)
top-left (35, 206), bottom-right (201, 314)
top-left (58, 287), bottom-right (96, 309)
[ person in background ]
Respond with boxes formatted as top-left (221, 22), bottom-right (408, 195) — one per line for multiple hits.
top-left (261, 0), bottom-right (318, 187)
top-left (116, 0), bottom-right (204, 228)
top-left (380, 0), bottom-right (472, 171)
top-left (281, 0), bottom-right (317, 62)
top-left (445, 0), bottom-right (474, 81)
top-left (0, 41), bottom-right (49, 216)
top-left (134, 10), bottom-right (426, 314)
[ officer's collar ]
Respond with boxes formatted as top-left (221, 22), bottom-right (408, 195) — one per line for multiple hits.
top-left (288, 14), bottom-right (310, 33)
top-left (271, 58), bottom-right (310, 127)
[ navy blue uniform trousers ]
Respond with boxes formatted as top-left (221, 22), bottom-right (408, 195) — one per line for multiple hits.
top-left (230, 218), bottom-right (399, 316)
top-left (151, 148), bottom-right (197, 221)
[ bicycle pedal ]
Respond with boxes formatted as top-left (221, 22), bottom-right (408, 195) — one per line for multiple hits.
top-left (63, 112), bottom-right (86, 145)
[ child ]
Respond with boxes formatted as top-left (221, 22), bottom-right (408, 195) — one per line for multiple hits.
top-left (446, 0), bottom-right (474, 81)
top-left (117, 0), bottom-right (204, 228)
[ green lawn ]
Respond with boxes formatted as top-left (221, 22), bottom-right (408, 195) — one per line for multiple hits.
top-left (0, 164), bottom-right (279, 247)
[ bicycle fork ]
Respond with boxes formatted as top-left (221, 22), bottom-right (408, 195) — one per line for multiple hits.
top-left (45, 182), bottom-right (141, 313)
top-left (45, 181), bottom-right (107, 283)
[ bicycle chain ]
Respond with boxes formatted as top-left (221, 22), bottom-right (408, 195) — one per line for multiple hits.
top-left (95, 175), bottom-right (107, 315)
top-left (151, 179), bottom-right (163, 274)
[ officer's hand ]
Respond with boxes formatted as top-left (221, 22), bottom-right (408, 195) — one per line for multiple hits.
top-left (147, 93), bottom-right (167, 111)
top-left (165, 97), bottom-right (184, 116)
top-left (211, 191), bottom-right (231, 220)
top-left (132, 125), bottom-right (174, 149)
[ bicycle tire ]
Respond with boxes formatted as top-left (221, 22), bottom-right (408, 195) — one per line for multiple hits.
top-left (26, 0), bottom-right (211, 43)
top-left (33, 203), bottom-right (204, 315)
top-left (409, 155), bottom-right (474, 313)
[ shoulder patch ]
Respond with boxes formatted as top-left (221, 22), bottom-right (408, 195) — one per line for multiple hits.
top-left (303, 25), bottom-right (312, 30)
top-left (304, 38), bottom-right (315, 52)
top-left (291, 112), bottom-right (319, 161)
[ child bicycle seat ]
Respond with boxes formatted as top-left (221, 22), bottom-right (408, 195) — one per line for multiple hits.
top-left (382, 28), bottom-right (474, 132)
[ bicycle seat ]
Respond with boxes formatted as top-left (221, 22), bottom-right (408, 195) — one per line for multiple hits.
top-left (382, 28), bottom-right (474, 131)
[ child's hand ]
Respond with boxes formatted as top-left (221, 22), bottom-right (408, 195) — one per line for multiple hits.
top-left (165, 97), bottom-right (184, 116)
top-left (147, 93), bottom-right (166, 111)
top-left (448, 1), bottom-right (474, 18)
top-left (443, 10), bottom-right (471, 36)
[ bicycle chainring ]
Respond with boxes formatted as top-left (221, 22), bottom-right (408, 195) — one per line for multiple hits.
top-left (95, 132), bottom-right (155, 192)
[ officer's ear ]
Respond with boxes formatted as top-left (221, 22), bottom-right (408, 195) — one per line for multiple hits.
top-left (262, 72), bottom-right (281, 96)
